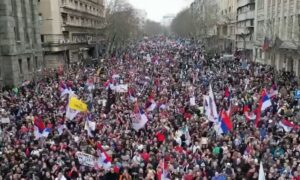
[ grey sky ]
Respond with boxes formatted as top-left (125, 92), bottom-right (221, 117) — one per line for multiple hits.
top-left (128, 0), bottom-right (193, 22)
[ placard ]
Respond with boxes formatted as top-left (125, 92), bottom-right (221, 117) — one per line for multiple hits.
top-left (76, 152), bottom-right (96, 167)
top-left (0, 117), bottom-right (10, 124)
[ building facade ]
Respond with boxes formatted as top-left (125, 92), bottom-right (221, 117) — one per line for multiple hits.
top-left (162, 14), bottom-right (176, 27)
top-left (253, 0), bottom-right (300, 75)
top-left (236, 0), bottom-right (255, 60)
top-left (38, 0), bottom-right (105, 68)
top-left (0, 0), bottom-right (43, 87)
top-left (217, 0), bottom-right (237, 54)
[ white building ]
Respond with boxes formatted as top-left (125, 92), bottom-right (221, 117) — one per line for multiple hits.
top-left (162, 14), bottom-right (175, 27)
top-left (253, 0), bottom-right (300, 75)
top-left (236, 0), bottom-right (255, 60)
top-left (217, 0), bottom-right (237, 53)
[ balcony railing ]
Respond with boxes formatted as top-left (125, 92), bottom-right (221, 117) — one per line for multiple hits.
top-left (237, 0), bottom-right (255, 8)
top-left (61, 2), bottom-right (105, 18)
top-left (236, 40), bottom-right (253, 49)
top-left (237, 11), bottom-right (254, 21)
top-left (236, 27), bottom-right (250, 35)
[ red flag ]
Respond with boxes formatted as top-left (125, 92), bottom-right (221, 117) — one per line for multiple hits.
top-left (34, 116), bottom-right (45, 132)
top-left (224, 86), bottom-right (230, 97)
top-left (25, 147), bottom-right (30, 157)
top-left (254, 103), bottom-right (262, 127)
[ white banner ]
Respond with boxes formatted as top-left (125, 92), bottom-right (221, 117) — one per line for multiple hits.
top-left (0, 117), bottom-right (10, 124)
top-left (115, 84), bottom-right (128, 93)
top-left (76, 152), bottom-right (96, 167)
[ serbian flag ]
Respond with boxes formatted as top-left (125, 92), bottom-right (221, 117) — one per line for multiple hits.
top-left (132, 103), bottom-right (148, 131)
top-left (145, 92), bottom-right (157, 112)
top-left (243, 105), bottom-right (256, 122)
top-left (279, 119), bottom-right (300, 132)
top-left (33, 116), bottom-right (52, 139)
top-left (268, 84), bottom-right (278, 98)
top-left (220, 110), bottom-right (233, 134)
top-left (128, 88), bottom-right (137, 102)
top-left (33, 117), bottom-right (52, 139)
top-left (59, 81), bottom-right (73, 97)
top-left (157, 160), bottom-right (170, 180)
top-left (84, 119), bottom-right (96, 137)
top-left (34, 116), bottom-right (45, 132)
top-left (255, 89), bottom-right (272, 127)
top-left (96, 143), bottom-right (112, 170)
top-left (261, 89), bottom-right (272, 111)
top-left (57, 124), bottom-right (67, 135)
top-left (103, 79), bottom-right (111, 88)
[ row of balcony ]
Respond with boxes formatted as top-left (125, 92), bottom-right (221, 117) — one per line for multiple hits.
top-left (237, 0), bottom-right (255, 8)
top-left (42, 34), bottom-right (100, 45)
top-left (237, 11), bottom-right (254, 21)
top-left (61, 1), bottom-right (105, 18)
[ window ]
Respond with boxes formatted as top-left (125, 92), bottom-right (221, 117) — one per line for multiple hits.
top-left (35, 56), bottom-right (38, 69)
top-left (259, 49), bottom-right (262, 58)
top-left (18, 59), bottom-right (23, 74)
top-left (27, 58), bottom-right (31, 72)
top-left (12, 0), bottom-right (20, 41)
top-left (250, 19), bottom-right (254, 26)
top-left (255, 48), bottom-right (258, 58)
top-left (41, 35), bottom-right (44, 43)
top-left (257, 20), bottom-right (264, 38)
top-left (257, 0), bottom-right (264, 9)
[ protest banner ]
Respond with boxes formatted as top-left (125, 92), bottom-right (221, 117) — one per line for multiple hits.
top-left (76, 152), bottom-right (96, 167)
top-left (0, 117), bottom-right (10, 124)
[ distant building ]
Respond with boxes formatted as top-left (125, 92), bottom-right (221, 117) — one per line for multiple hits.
top-left (236, 0), bottom-right (255, 60)
top-left (38, 0), bottom-right (106, 68)
top-left (217, 0), bottom-right (237, 54)
top-left (253, 0), bottom-right (300, 75)
top-left (134, 9), bottom-right (147, 29)
top-left (162, 14), bottom-right (175, 27)
top-left (0, 0), bottom-right (43, 87)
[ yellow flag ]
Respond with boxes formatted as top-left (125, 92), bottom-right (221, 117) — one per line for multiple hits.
top-left (69, 97), bottom-right (88, 112)
top-left (96, 68), bottom-right (103, 76)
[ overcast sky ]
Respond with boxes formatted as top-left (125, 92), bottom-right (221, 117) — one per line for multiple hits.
top-left (127, 0), bottom-right (193, 22)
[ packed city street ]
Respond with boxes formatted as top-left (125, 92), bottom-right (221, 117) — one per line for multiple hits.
top-left (0, 37), bottom-right (299, 180)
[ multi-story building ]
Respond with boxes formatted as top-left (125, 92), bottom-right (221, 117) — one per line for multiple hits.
top-left (0, 0), bottom-right (43, 87)
top-left (253, 0), bottom-right (300, 75)
top-left (38, 0), bottom-right (105, 68)
top-left (236, 0), bottom-right (255, 60)
top-left (217, 0), bottom-right (237, 53)
top-left (162, 14), bottom-right (176, 27)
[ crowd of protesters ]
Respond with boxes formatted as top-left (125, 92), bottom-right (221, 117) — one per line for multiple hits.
top-left (0, 36), bottom-right (300, 180)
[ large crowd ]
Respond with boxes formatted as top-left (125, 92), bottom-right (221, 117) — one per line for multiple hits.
top-left (0, 37), bottom-right (300, 180)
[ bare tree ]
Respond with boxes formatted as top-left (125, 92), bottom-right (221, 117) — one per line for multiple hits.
top-left (143, 20), bottom-right (164, 37)
top-left (190, 0), bottom-right (219, 39)
top-left (104, 0), bottom-right (140, 56)
top-left (171, 8), bottom-right (196, 38)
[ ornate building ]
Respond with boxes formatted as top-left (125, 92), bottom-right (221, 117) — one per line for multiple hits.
top-left (253, 0), bottom-right (300, 75)
top-left (38, 0), bottom-right (106, 68)
top-left (0, 0), bottom-right (43, 87)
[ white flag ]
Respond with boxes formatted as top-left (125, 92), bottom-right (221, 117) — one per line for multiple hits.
top-left (66, 106), bottom-right (79, 120)
top-left (190, 96), bottom-right (196, 106)
top-left (259, 162), bottom-right (266, 180)
top-left (208, 84), bottom-right (219, 122)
